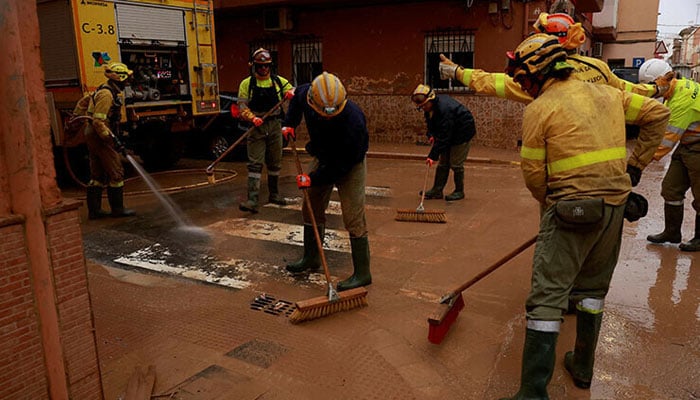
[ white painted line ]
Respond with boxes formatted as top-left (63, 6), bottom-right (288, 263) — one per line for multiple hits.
top-left (206, 218), bottom-right (350, 252)
top-left (114, 244), bottom-right (337, 290)
top-left (263, 198), bottom-right (391, 214)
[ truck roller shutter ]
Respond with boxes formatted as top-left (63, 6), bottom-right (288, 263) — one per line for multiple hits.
top-left (37, 0), bottom-right (79, 85)
top-left (116, 3), bottom-right (185, 42)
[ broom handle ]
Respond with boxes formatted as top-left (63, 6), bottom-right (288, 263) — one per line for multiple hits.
top-left (440, 235), bottom-right (538, 303)
top-left (289, 137), bottom-right (334, 289)
top-left (419, 163), bottom-right (430, 207)
top-left (205, 98), bottom-right (287, 175)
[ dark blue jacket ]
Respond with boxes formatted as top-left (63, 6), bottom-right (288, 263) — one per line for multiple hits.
top-left (425, 95), bottom-right (476, 160)
top-left (284, 83), bottom-right (369, 186)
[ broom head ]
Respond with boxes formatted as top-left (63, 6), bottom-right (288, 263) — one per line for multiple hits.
top-left (427, 293), bottom-right (465, 344)
top-left (289, 286), bottom-right (368, 324)
top-left (395, 209), bottom-right (446, 223)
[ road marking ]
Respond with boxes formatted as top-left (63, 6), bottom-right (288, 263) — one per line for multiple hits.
top-left (114, 243), bottom-right (338, 290)
top-left (264, 198), bottom-right (391, 214)
top-left (206, 218), bottom-right (350, 252)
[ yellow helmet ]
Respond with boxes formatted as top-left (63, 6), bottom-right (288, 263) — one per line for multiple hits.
top-left (532, 13), bottom-right (586, 50)
top-left (411, 84), bottom-right (436, 107)
top-left (307, 72), bottom-right (347, 117)
top-left (506, 33), bottom-right (571, 80)
top-left (104, 62), bottom-right (132, 82)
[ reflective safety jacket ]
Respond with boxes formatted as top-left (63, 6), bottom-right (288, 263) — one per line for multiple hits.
top-left (520, 78), bottom-right (669, 207)
top-left (237, 74), bottom-right (292, 122)
top-left (459, 54), bottom-right (657, 104)
top-left (653, 78), bottom-right (700, 160)
top-left (74, 81), bottom-right (122, 139)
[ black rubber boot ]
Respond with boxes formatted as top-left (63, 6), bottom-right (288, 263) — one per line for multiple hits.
top-left (445, 168), bottom-right (465, 201)
top-left (500, 328), bottom-right (559, 400)
top-left (286, 224), bottom-right (324, 274)
top-left (86, 186), bottom-right (109, 220)
top-left (420, 165), bottom-right (449, 199)
top-left (337, 236), bottom-right (372, 291)
top-left (107, 187), bottom-right (135, 217)
top-left (565, 307), bottom-right (603, 389)
top-left (647, 204), bottom-right (683, 243)
top-left (680, 214), bottom-right (700, 251)
top-left (239, 177), bottom-right (260, 213)
top-left (267, 175), bottom-right (287, 205)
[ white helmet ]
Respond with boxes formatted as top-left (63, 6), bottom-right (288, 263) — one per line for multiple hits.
top-left (638, 59), bottom-right (672, 84)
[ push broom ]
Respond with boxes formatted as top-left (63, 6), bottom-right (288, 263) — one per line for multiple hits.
top-left (427, 235), bottom-right (537, 344)
top-left (395, 163), bottom-right (446, 223)
top-left (287, 136), bottom-right (368, 324)
top-left (205, 98), bottom-right (287, 184)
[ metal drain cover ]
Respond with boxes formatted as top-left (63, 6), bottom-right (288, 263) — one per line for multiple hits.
top-left (250, 293), bottom-right (294, 317)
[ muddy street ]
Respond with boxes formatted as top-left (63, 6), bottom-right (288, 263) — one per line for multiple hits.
top-left (69, 144), bottom-right (700, 399)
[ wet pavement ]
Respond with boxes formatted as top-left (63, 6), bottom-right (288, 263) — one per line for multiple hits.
top-left (67, 143), bottom-right (700, 399)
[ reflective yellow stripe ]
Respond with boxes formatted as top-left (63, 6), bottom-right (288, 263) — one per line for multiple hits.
top-left (646, 85), bottom-right (656, 97)
top-left (624, 81), bottom-right (633, 92)
top-left (463, 69), bottom-right (473, 86)
top-left (521, 146), bottom-right (545, 160)
top-left (93, 112), bottom-right (108, 119)
top-left (624, 94), bottom-right (644, 123)
top-left (548, 147), bottom-right (626, 174)
top-left (495, 73), bottom-right (506, 98)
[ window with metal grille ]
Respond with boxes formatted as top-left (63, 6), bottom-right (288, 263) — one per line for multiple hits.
top-left (249, 41), bottom-right (279, 76)
top-left (292, 38), bottom-right (323, 86)
top-left (424, 30), bottom-right (475, 91)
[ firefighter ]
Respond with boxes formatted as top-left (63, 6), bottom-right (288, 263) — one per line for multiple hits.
top-left (281, 72), bottom-right (371, 291)
top-left (438, 12), bottom-right (658, 102)
top-left (499, 34), bottom-right (668, 399)
top-left (411, 84), bottom-right (477, 201)
top-left (640, 59), bottom-right (700, 251)
top-left (237, 48), bottom-right (295, 213)
top-left (76, 62), bottom-right (136, 219)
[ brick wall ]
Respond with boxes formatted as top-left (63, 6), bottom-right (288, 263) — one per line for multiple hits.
top-left (292, 94), bottom-right (525, 149)
top-left (0, 217), bottom-right (50, 400)
top-left (46, 204), bottom-right (103, 400)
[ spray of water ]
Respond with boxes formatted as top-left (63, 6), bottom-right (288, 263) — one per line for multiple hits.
top-left (125, 155), bottom-right (210, 239)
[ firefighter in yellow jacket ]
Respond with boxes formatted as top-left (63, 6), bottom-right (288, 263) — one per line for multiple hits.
top-left (640, 59), bottom-right (700, 251)
top-left (438, 13), bottom-right (657, 103)
top-left (75, 62), bottom-right (136, 219)
top-left (499, 34), bottom-right (669, 399)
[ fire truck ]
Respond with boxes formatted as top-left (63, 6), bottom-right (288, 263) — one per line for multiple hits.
top-left (37, 0), bottom-right (220, 179)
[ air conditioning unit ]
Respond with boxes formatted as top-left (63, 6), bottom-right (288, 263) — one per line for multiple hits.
top-left (592, 42), bottom-right (603, 58)
top-left (263, 8), bottom-right (292, 31)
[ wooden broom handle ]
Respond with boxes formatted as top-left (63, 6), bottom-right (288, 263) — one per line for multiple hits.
top-left (289, 136), bottom-right (334, 286)
top-left (442, 235), bottom-right (538, 302)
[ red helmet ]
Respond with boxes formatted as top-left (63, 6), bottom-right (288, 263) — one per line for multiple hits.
top-left (251, 48), bottom-right (272, 65)
top-left (532, 13), bottom-right (586, 50)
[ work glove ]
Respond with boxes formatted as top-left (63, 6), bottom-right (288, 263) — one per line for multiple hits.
top-left (428, 136), bottom-right (435, 145)
top-left (284, 88), bottom-right (295, 100)
top-left (296, 173), bottom-right (311, 189)
top-left (252, 117), bottom-right (264, 127)
top-left (230, 103), bottom-right (241, 119)
top-left (111, 133), bottom-right (126, 156)
top-left (426, 158), bottom-right (435, 167)
top-left (439, 53), bottom-right (462, 81)
top-left (626, 164), bottom-right (642, 187)
top-left (282, 126), bottom-right (295, 141)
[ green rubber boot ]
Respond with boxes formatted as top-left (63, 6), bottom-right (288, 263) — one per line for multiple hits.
top-left (680, 215), bottom-right (700, 251)
top-left (286, 224), bottom-right (324, 274)
top-left (107, 187), bottom-right (135, 217)
top-left (647, 203), bottom-right (683, 244)
top-left (420, 165), bottom-right (449, 199)
top-left (86, 186), bottom-right (110, 220)
top-left (500, 328), bottom-right (559, 400)
top-left (445, 168), bottom-right (465, 201)
top-left (565, 302), bottom-right (603, 389)
top-left (267, 175), bottom-right (287, 205)
top-left (239, 177), bottom-right (261, 213)
top-left (337, 236), bottom-right (372, 291)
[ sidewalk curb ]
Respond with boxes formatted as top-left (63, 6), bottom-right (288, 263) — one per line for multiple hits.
top-left (283, 148), bottom-right (520, 166)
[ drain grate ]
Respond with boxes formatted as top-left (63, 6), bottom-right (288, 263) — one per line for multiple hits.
top-left (250, 293), bottom-right (294, 317)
